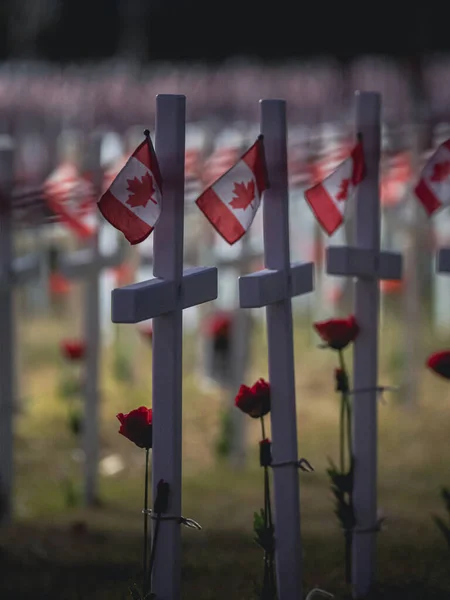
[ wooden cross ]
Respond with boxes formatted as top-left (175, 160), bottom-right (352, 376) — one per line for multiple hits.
top-left (325, 91), bottom-right (402, 598)
top-left (57, 134), bottom-right (124, 506)
top-left (111, 95), bottom-right (218, 599)
top-left (0, 136), bottom-right (41, 524)
top-left (436, 247), bottom-right (450, 274)
top-left (239, 99), bottom-right (314, 600)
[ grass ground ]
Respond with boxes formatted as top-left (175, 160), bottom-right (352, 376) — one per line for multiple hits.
top-left (1, 296), bottom-right (450, 599)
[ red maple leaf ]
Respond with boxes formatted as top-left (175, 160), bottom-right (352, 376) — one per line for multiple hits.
top-left (229, 180), bottom-right (255, 210)
top-left (431, 161), bottom-right (450, 182)
top-left (125, 172), bottom-right (157, 208)
top-left (336, 178), bottom-right (351, 201)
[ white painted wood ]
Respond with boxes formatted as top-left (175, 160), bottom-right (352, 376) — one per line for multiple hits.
top-left (351, 92), bottom-right (382, 600)
top-left (57, 134), bottom-right (124, 506)
top-left (83, 134), bottom-right (102, 507)
top-left (0, 136), bottom-right (40, 524)
top-left (325, 92), bottom-right (402, 598)
top-left (111, 95), bottom-right (218, 599)
top-left (239, 99), bottom-right (314, 600)
top-left (437, 248), bottom-right (450, 273)
top-left (0, 138), bottom-right (15, 525)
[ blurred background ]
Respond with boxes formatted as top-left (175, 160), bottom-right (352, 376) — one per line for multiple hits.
top-left (2, 2), bottom-right (450, 599)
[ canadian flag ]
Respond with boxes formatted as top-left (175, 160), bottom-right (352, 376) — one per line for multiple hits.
top-left (195, 136), bottom-right (268, 245)
top-left (415, 139), bottom-right (450, 216)
top-left (43, 162), bottom-right (95, 239)
top-left (97, 133), bottom-right (162, 245)
top-left (304, 142), bottom-right (365, 236)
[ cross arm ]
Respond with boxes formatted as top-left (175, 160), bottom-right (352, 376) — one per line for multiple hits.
top-left (11, 254), bottom-right (41, 284)
top-left (112, 277), bottom-right (177, 323)
top-left (180, 266), bottom-right (218, 309)
top-left (58, 246), bottom-right (125, 279)
top-left (326, 246), bottom-right (402, 280)
top-left (239, 262), bottom-right (313, 309)
top-left (437, 248), bottom-right (450, 273)
top-left (111, 266), bottom-right (218, 324)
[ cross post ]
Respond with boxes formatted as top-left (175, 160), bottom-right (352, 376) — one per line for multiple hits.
top-left (239, 99), bottom-right (314, 600)
top-left (0, 136), bottom-right (41, 524)
top-left (58, 134), bottom-right (124, 506)
top-left (436, 248), bottom-right (450, 274)
top-left (111, 94), bottom-right (218, 599)
top-left (325, 91), bottom-right (402, 598)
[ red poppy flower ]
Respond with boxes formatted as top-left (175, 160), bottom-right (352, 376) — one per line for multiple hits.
top-left (61, 339), bottom-right (86, 361)
top-left (235, 378), bottom-right (271, 418)
top-left (139, 324), bottom-right (153, 342)
top-left (50, 272), bottom-right (71, 295)
top-left (204, 312), bottom-right (232, 338)
top-left (380, 280), bottom-right (403, 295)
top-left (426, 351), bottom-right (450, 380)
top-left (116, 406), bottom-right (153, 449)
top-left (313, 315), bottom-right (359, 350)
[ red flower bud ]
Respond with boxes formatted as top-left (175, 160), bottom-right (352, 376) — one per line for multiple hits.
top-left (313, 315), bottom-right (359, 350)
top-left (139, 324), bottom-right (153, 342)
top-left (116, 406), bottom-right (153, 449)
top-left (335, 368), bottom-right (349, 393)
top-left (426, 351), bottom-right (450, 380)
top-left (60, 339), bottom-right (86, 361)
top-left (235, 378), bottom-right (271, 418)
top-left (259, 438), bottom-right (272, 467)
top-left (203, 311), bottom-right (232, 337)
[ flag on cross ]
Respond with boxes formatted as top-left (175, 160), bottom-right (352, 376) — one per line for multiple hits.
top-left (304, 141), bottom-right (365, 236)
top-left (195, 136), bottom-right (269, 245)
top-left (98, 131), bottom-right (162, 245)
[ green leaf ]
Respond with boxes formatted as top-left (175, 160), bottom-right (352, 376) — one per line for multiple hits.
top-left (62, 478), bottom-right (79, 508)
top-left (433, 515), bottom-right (450, 549)
top-left (68, 408), bottom-right (83, 436)
top-left (215, 409), bottom-right (234, 459)
top-left (58, 377), bottom-right (82, 399)
top-left (253, 509), bottom-right (265, 532)
top-left (113, 353), bottom-right (134, 383)
top-left (441, 487), bottom-right (450, 514)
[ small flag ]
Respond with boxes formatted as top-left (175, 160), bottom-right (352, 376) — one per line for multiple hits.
top-left (415, 139), bottom-right (450, 216)
top-left (98, 131), bottom-right (162, 245)
top-left (195, 136), bottom-right (268, 245)
top-left (43, 162), bottom-right (95, 239)
top-left (304, 142), bottom-right (365, 236)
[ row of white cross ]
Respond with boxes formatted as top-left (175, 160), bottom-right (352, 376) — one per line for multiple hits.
top-left (111, 92), bottom-right (397, 600)
top-left (0, 91), bottom-right (445, 600)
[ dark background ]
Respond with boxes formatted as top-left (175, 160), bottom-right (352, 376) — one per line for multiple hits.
top-left (0, 0), bottom-right (445, 63)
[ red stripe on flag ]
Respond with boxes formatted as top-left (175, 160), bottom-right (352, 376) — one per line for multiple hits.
top-left (414, 179), bottom-right (441, 216)
top-left (98, 190), bottom-right (153, 245)
top-left (304, 182), bottom-right (343, 236)
top-left (242, 136), bottom-right (269, 195)
top-left (133, 138), bottom-right (162, 190)
top-left (351, 142), bottom-right (365, 185)
top-left (44, 195), bottom-right (93, 239)
top-left (196, 188), bottom-right (246, 245)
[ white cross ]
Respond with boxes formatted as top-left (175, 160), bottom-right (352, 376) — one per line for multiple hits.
top-left (0, 137), bottom-right (41, 524)
top-left (111, 95), bottom-right (218, 599)
top-left (436, 247), bottom-right (450, 274)
top-left (325, 92), bottom-right (402, 599)
top-left (57, 134), bottom-right (124, 507)
top-left (239, 100), bottom-right (314, 600)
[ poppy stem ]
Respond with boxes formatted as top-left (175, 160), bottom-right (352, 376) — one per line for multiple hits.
top-left (146, 513), bottom-right (161, 593)
top-left (339, 350), bottom-right (352, 465)
top-left (143, 447), bottom-right (150, 595)
top-left (338, 350), bottom-right (346, 473)
top-left (260, 416), bottom-right (266, 441)
top-left (338, 349), bottom-right (354, 583)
